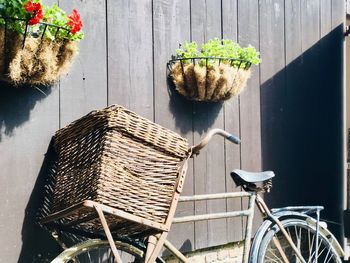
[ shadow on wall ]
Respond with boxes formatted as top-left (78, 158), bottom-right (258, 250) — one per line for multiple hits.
top-left (261, 25), bottom-right (344, 240)
top-left (17, 139), bottom-right (60, 262)
top-left (167, 76), bottom-right (222, 134)
top-left (0, 82), bottom-right (52, 142)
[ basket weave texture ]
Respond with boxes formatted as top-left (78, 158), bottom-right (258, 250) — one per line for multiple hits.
top-left (0, 28), bottom-right (77, 85)
top-left (51, 105), bottom-right (190, 225)
top-left (169, 61), bottom-right (251, 102)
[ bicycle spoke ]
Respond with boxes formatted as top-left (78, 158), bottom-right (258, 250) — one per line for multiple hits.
top-left (308, 227), bottom-right (312, 261)
top-left (108, 248), bottom-right (114, 263)
top-left (88, 250), bottom-right (92, 262)
top-left (272, 235), bottom-right (290, 263)
top-left (265, 245), bottom-right (286, 263)
top-left (287, 227), bottom-right (292, 241)
top-left (265, 254), bottom-right (284, 263)
top-left (308, 230), bottom-right (315, 263)
top-left (259, 219), bottom-right (341, 263)
top-left (325, 254), bottom-right (334, 263)
top-left (314, 243), bottom-right (328, 262)
top-left (294, 225), bottom-right (298, 244)
top-left (308, 238), bottom-right (323, 262)
top-left (323, 246), bottom-right (333, 263)
top-left (296, 226), bottom-right (302, 263)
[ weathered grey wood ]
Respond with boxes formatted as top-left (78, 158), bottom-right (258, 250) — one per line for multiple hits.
top-left (328, 0), bottom-right (344, 239)
top-left (0, 0), bottom-right (61, 260)
top-left (259, 0), bottom-right (286, 211)
top-left (285, 0), bottom-right (302, 63)
top-left (301, 0), bottom-right (320, 51)
top-left (152, 0), bottom-right (194, 253)
top-left (238, 0), bottom-right (262, 172)
top-left (267, 0), bottom-right (301, 209)
top-left (0, 86), bottom-right (60, 262)
top-left (332, 0), bottom-right (344, 28)
top-left (107, 0), bottom-right (153, 120)
top-left (191, 0), bottom-right (227, 249)
top-left (222, 0), bottom-right (244, 243)
top-left (0, 1), bottom-right (346, 260)
top-left (298, 0), bottom-right (320, 206)
top-left (320, 0), bottom-right (332, 38)
top-left (238, 0), bottom-right (264, 232)
top-left (59, 0), bottom-right (108, 127)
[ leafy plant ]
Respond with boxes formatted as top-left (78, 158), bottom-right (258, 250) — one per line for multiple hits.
top-left (176, 41), bottom-right (199, 63)
top-left (0, 0), bottom-right (84, 41)
top-left (239, 45), bottom-right (261, 65)
top-left (176, 38), bottom-right (261, 68)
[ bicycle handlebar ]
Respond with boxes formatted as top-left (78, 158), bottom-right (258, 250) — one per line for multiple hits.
top-left (191, 129), bottom-right (240, 156)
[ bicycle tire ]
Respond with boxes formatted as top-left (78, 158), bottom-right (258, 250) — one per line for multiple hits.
top-left (51, 239), bottom-right (165, 263)
top-left (255, 218), bottom-right (342, 263)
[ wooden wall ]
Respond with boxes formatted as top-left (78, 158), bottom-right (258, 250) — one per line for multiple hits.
top-left (261, 0), bottom-right (345, 240)
top-left (0, 0), bottom-right (344, 262)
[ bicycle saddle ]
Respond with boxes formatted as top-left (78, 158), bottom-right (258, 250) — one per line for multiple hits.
top-left (231, 169), bottom-right (275, 192)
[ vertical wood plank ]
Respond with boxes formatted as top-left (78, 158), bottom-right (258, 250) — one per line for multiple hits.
top-left (285, 0), bottom-right (302, 63)
top-left (238, 0), bottom-right (262, 172)
top-left (301, 0), bottom-right (320, 51)
top-left (328, 0), bottom-right (344, 238)
top-left (59, 0), bottom-right (107, 126)
top-left (269, 0), bottom-right (302, 208)
top-left (319, 0), bottom-right (341, 218)
top-left (320, 0), bottom-right (332, 38)
top-left (257, 0), bottom-right (286, 169)
top-left (153, 0), bottom-right (194, 253)
top-left (191, 0), bottom-right (227, 249)
top-left (332, 0), bottom-right (344, 28)
top-left (297, 0), bottom-right (320, 205)
top-left (259, 0), bottom-right (286, 209)
top-left (107, 0), bottom-right (153, 120)
top-left (238, 0), bottom-right (264, 232)
top-left (222, 0), bottom-right (243, 243)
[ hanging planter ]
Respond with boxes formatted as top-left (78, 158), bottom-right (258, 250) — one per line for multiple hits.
top-left (168, 38), bottom-right (261, 102)
top-left (0, 1), bottom-right (84, 86)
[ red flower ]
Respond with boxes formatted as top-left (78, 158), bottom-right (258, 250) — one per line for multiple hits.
top-left (68, 9), bottom-right (83, 35)
top-left (23, 1), bottom-right (43, 25)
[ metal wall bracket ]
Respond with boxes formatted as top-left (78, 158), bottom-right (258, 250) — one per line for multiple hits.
top-left (345, 26), bottom-right (350, 37)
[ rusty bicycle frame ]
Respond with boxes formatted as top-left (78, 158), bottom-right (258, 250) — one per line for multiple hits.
top-left (156, 193), bottom-right (316, 263)
top-left (44, 129), bottom-right (342, 263)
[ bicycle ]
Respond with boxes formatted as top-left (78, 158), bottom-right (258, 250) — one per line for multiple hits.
top-left (41, 128), bottom-right (345, 263)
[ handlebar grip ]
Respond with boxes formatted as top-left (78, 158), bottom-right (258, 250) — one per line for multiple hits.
top-left (226, 134), bottom-right (240, 144)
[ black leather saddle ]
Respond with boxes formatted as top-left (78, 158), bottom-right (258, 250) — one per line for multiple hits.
top-left (230, 169), bottom-right (275, 192)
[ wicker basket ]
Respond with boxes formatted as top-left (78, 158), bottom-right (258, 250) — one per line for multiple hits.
top-left (0, 18), bottom-right (78, 86)
top-left (168, 58), bottom-right (252, 102)
top-left (49, 105), bottom-right (190, 236)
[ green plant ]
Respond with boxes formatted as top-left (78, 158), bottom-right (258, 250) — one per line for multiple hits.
top-left (0, 0), bottom-right (84, 41)
top-left (176, 41), bottom-right (199, 63)
top-left (0, 0), bottom-right (27, 19)
top-left (176, 38), bottom-right (261, 68)
top-left (239, 45), bottom-right (261, 66)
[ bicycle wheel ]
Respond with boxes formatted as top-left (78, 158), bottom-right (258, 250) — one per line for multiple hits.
top-left (51, 239), bottom-right (165, 263)
top-left (256, 218), bottom-right (342, 263)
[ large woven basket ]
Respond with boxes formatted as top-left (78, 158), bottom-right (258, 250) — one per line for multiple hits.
top-left (50, 105), bottom-right (190, 235)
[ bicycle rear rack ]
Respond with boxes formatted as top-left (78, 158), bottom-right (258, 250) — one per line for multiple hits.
top-left (271, 206), bottom-right (324, 215)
